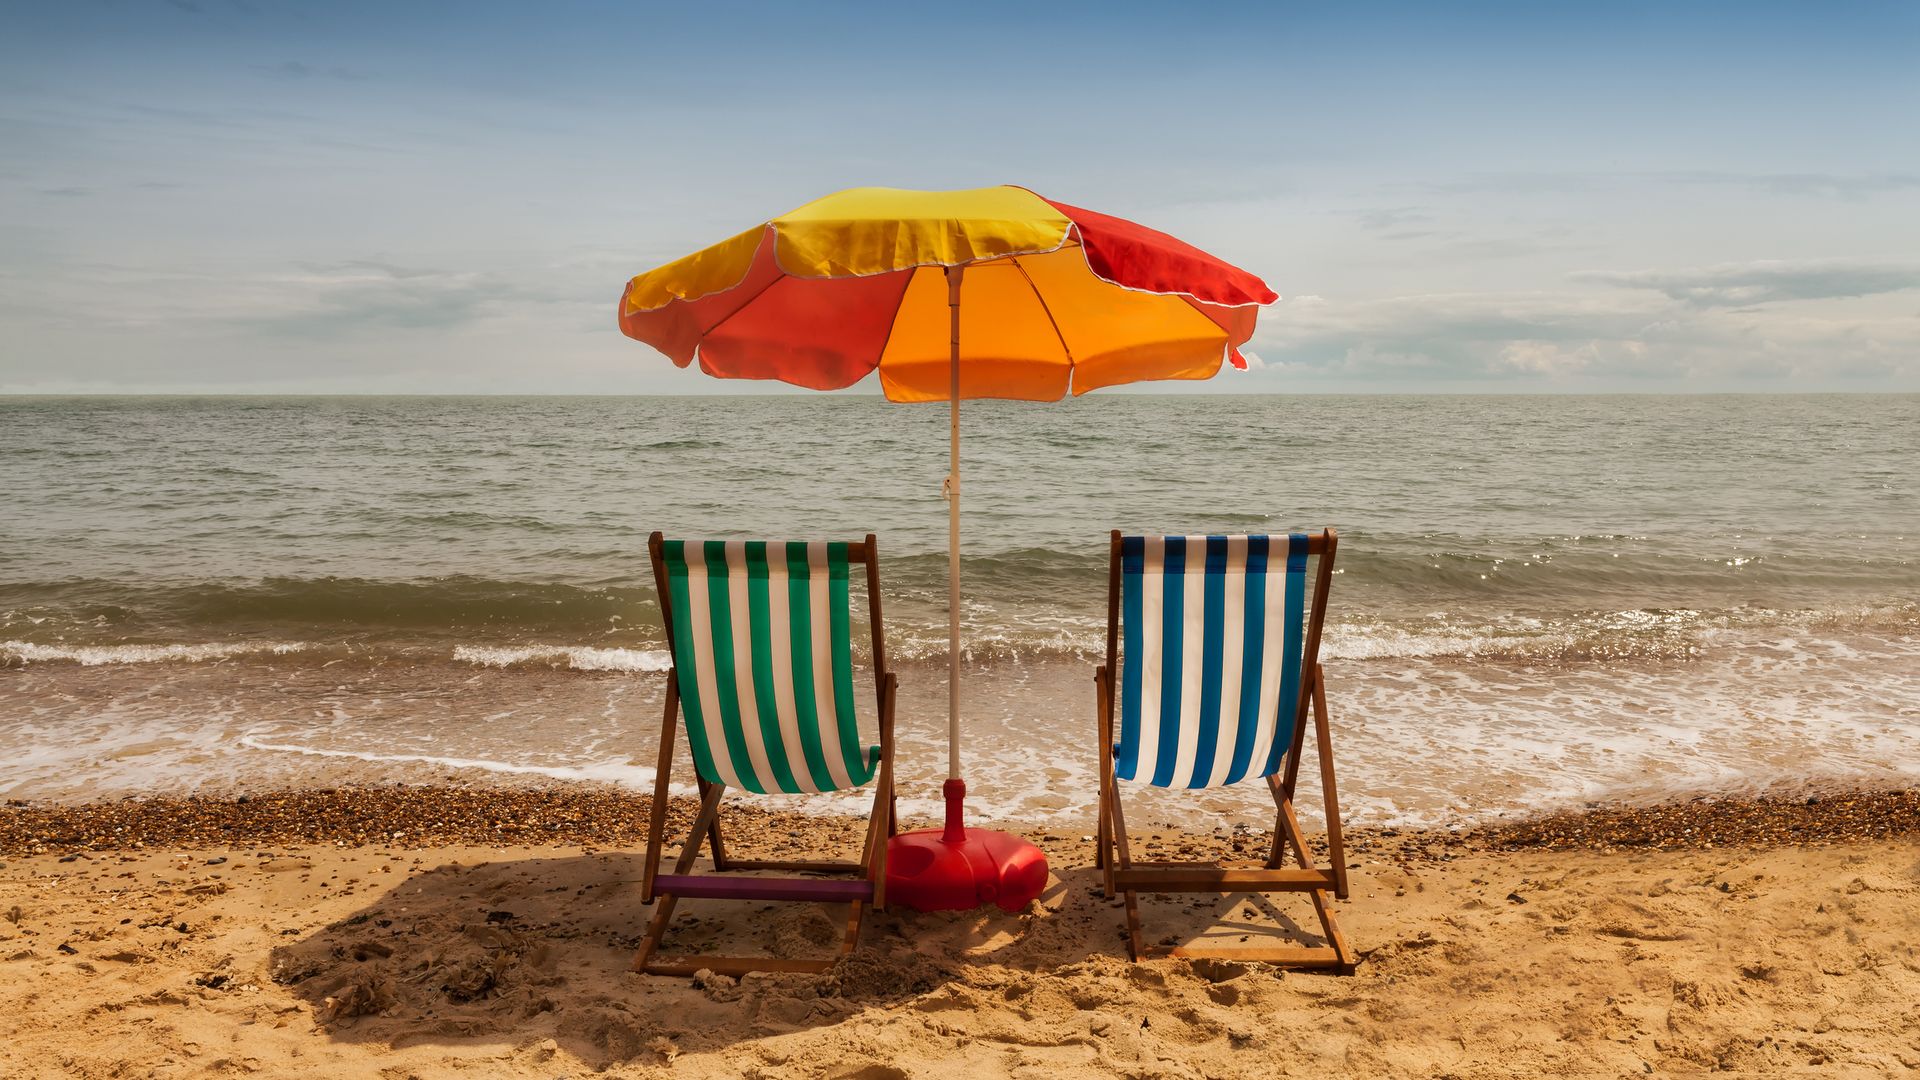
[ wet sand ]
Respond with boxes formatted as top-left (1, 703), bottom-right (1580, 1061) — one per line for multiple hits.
top-left (3, 786), bottom-right (1917, 1078)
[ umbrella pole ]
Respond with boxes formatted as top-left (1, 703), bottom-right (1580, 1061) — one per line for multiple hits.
top-left (945, 264), bottom-right (963, 786)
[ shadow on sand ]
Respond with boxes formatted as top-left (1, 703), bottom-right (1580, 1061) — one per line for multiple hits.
top-left (269, 845), bottom-right (1339, 1071)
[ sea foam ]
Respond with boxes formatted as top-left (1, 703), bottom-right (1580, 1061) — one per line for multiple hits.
top-left (452, 644), bottom-right (671, 672)
top-left (1, 640), bottom-right (309, 666)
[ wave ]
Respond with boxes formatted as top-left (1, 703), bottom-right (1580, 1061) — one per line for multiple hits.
top-left (7, 541), bottom-right (1913, 637)
top-left (0, 638), bottom-right (673, 672)
top-left (0, 576), bottom-right (656, 638)
top-left (0, 640), bottom-right (309, 666)
top-left (235, 735), bottom-right (672, 788)
top-left (451, 644), bottom-right (670, 672)
top-left (4, 601), bottom-right (1914, 671)
top-left (890, 602), bottom-right (1920, 665)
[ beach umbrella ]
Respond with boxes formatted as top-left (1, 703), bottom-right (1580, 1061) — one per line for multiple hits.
top-left (617, 185), bottom-right (1277, 911)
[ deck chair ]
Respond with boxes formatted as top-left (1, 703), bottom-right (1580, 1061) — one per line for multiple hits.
top-left (1095, 530), bottom-right (1356, 972)
top-left (635, 532), bottom-right (896, 976)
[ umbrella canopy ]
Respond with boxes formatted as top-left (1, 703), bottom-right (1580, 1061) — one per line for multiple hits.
top-left (619, 185), bottom-right (1276, 401)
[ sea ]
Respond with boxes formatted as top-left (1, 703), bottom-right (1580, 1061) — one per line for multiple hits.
top-left (3, 394), bottom-right (1916, 830)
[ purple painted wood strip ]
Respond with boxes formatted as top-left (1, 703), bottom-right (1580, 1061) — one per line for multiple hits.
top-left (654, 874), bottom-right (872, 903)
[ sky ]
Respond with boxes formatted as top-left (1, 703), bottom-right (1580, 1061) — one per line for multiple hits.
top-left (1, 0), bottom-right (1917, 394)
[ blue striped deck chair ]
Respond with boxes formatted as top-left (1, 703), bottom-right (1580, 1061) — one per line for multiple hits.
top-left (1095, 529), bottom-right (1355, 972)
top-left (635, 532), bottom-right (897, 977)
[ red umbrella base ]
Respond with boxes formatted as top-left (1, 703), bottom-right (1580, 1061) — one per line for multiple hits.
top-left (885, 778), bottom-right (1049, 914)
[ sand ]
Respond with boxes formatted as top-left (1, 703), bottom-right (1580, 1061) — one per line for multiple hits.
top-left (2, 788), bottom-right (1917, 1079)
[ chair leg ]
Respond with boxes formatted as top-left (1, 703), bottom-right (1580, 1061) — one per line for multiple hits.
top-left (1310, 888), bottom-right (1357, 973)
top-left (676, 783), bottom-right (725, 875)
top-left (642, 677), bottom-right (680, 904)
top-left (861, 750), bottom-right (892, 910)
top-left (1279, 667), bottom-right (1315, 803)
top-left (1270, 665), bottom-right (1316, 868)
top-left (1094, 668), bottom-right (1116, 883)
top-left (1098, 668), bottom-right (1113, 868)
top-left (1094, 789), bottom-right (1108, 871)
top-left (632, 893), bottom-right (680, 972)
top-left (840, 901), bottom-right (865, 960)
top-left (694, 777), bottom-right (729, 870)
top-left (1276, 795), bottom-right (1356, 972)
top-left (1122, 890), bottom-right (1145, 962)
top-left (1276, 799), bottom-right (1317, 875)
top-left (1265, 774), bottom-right (1293, 868)
top-left (1311, 664), bottom-right (1350, 899)
top-left (1266, 810), bottom-right (1289, 868)
top-left (1100, 777), bottom-right (1119, 897)
top-left (1108, 783), bottom-right (1144, 959)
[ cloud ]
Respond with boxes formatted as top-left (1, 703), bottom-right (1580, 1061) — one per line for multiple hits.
top-left (1575, 260), bottom-right (1920, 307)
top-left (1344, 206), bottom-right (1577, 260)
top-left (1419, 171), bottom-right (1920, 200)
top-left (1490, 339), bottom-right (1605, 377)
top-left (0, 253), bottom-right (624, 392)
top-left (1270, 290), bottom-right (1663, 350)
top-left (1421, 173), bottom-right (1609, 196)
top-left (1353, 206), bottom-right (1433, 231)
top-left (1252, 280), bottom-right (1920, 387)
top-left (242, 261), bottom-right (527, 338)
top-left (0, 258), bottom-right (537, 342)
top-left (1658, 171), bottom-right (1920, 200)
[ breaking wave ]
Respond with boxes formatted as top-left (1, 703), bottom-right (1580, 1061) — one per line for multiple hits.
top-left (0, 640), bottom-right (309, 666)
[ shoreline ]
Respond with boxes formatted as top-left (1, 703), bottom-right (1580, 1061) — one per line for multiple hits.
top-left (5, 781), bottom-right (1916, 860)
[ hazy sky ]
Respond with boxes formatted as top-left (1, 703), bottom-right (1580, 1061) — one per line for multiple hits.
top-left (3, 1), bottom-right (1917, 393)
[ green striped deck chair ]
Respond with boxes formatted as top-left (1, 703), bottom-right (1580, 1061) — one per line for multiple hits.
top-left (635, 532), bottom-right (897, 978)
top-left (1094, 529), bottom-right (1356, 973)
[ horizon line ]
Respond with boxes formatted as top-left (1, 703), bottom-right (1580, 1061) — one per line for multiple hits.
top-left (5, 389), bottom-right (1917, 400)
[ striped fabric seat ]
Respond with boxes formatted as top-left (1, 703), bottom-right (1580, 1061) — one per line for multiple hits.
top-left (1117, 534), bottom-right (1311, 789)
top-left (660, 540), bottom-right (880, 795)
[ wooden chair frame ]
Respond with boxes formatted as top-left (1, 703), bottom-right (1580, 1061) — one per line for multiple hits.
top-left (633, 531), bottom-right (897, 977)
top-left (1094, 528), bottom-right (1357, 973)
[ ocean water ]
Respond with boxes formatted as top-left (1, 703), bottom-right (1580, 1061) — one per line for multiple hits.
top-left (3, 394), bottom-right (1917, 828)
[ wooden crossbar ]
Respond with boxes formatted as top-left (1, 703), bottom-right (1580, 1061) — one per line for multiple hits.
top-left (1111, 867), bottom-right (1337, 891)
top-left (651, 874), bottom-right (874, 903)
top-left (720, 859), bottom-right (867, 874)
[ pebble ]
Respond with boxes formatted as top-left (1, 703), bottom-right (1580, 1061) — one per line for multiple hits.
top-left (0, 783), bottom-right (1912, 862)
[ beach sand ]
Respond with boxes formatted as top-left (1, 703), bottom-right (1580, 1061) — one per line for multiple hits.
top-left (2, 788), bottom-right (1917, 1079)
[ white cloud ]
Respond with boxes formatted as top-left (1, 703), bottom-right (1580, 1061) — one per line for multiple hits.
top-left (248, 261), bottom-right (526, 338)
top-left (1656, 171), bottom-right (1920, 200)
top-left (1250, 273), bottom-right (1920, 388)
top-left (1491, 339), bottom-right (1598, 377)
top-left (1576, 259), bottom-right (1920, 307)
